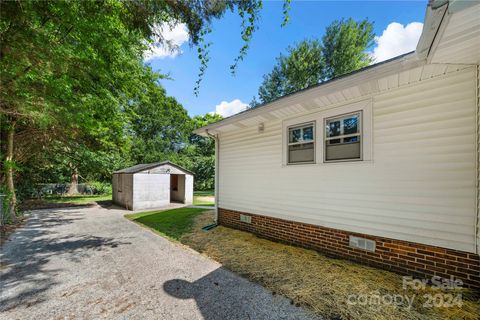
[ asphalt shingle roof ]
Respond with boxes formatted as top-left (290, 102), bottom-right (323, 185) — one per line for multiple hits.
top-left (113, 161), bottom-right (194, 175)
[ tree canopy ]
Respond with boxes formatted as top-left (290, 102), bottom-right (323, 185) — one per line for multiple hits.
top-left (254, 18), bottom-right (374, 106)
top-left (322, 18), bottom-right (375, 79)
top-left (0, 0), bottom-right (377, 224)
top-left (182, 113), bottom-right (223, 191)
top-left (0, 0), bottom-right (285, 219)
top-left (257, 39), bottom-right (324, 104)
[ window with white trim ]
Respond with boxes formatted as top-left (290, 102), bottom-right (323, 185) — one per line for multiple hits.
top-left (325, 111), bottom-right (362, 162)
top-left (287, 122), bottom-right (315, 164)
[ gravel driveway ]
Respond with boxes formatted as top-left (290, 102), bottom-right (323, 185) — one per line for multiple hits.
top-left (0, 204), bottom-right (318, 320)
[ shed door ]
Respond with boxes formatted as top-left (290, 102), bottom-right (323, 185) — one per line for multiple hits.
top-left (171, 174), bottom-right (178, 192)
top-left (170, 174), bottom-right (185, 203)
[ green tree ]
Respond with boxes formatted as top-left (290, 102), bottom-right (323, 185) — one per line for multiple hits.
top-left (322, 18), bottom-right (374, 79)
top-left (188, 113), bottom-right (223, 156)
top-left (183, 113), bottom-right (222, 190)
top-left (1, 0), bottom-right (149, 218)
top-left (257, 40), bottom-right (324, 105)
top-left (0, 0), bottom-right (289, 218)
top-left (129, 71), bottom-right (192, 164)
top-left (255, 18), bottom-right (374, 105)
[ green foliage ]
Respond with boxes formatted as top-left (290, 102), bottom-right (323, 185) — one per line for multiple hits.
top-left (129, 68), bottom-right (193, 165)
top-left (322, 18), bottom-right (374, 79)
top-left (0, 0), bottom-right (290, 213)
top-left (194, 27), bottom-right (213, 96)
top-left (254, 18), bottom-right (374, 105)
top-left (86, 181), bottom-right (112, 195)
top-left (126, 207), bottom-right (207, 241)
top-left (281, 0), bottom-right (292, 27)
top-left (1, 0), bottom-right (158, 203)
top-left (181, 113), bottom-right (223, 190)
top-left (189, 156), bottom-right (216, 191)
top-left (257, 39), bottom-right (324, 105)
top-left (0, 185), bottom-right (16, 224)
top-left (230, 0), bottom-right (263, 75)
top-left (189, 113), bottom-right (222, 155)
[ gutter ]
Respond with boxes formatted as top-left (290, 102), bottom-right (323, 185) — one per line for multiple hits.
top-left (206, 129), bottom-right (220, 223)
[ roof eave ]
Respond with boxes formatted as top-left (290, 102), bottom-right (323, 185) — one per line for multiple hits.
top-left (415, 0), bottom-right (449, 61)
top-left (196, 0), bottom-right (468, 137)
top-left (195, 51), bottom-right (421, 136)
top-left (114, 161), bottom-right (195, 175)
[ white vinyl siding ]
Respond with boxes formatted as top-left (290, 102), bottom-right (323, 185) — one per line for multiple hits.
top-left (218, 67), bottom-right (477, 253)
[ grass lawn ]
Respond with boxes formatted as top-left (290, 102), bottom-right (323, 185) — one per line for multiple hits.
top-left (22, 194), bottom-right (112, 210)
top-left (44, 194), bottom-right (112, 204)
top-left (193, 190), bottom-right (214, 197)
top-left (193, 190), bottom-right (215, 206)
top-left (128, 207), bottom-right (480, 320)
top-left (125, 207), bottom-right (207, 241)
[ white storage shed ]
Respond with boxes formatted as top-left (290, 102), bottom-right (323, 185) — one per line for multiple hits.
top-left (112, 161), bottom-right (194, 210)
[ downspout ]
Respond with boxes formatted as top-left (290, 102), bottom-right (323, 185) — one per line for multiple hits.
top-left (476, 65), bottom-right (479, 254)
top-left (206, 129), bottom-right (219, 223)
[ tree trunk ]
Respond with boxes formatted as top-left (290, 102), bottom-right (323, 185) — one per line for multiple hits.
top-left (6, 120), bottom-right (17, 222)
top-left (67, 167), bottom-right (79, 195)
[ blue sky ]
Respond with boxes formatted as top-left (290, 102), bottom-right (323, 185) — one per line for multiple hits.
top-left (146, 1), bottom-right (427, 117)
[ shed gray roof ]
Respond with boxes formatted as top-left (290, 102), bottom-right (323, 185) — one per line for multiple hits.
top-left (113, 161), bottom-right (194, 175)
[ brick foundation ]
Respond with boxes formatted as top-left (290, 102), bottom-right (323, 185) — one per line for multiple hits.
top-left (218, 208), bottom-right (480, 289)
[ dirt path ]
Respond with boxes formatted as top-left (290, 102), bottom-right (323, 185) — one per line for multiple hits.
top-left (0, 205), bottom-right (318, 320)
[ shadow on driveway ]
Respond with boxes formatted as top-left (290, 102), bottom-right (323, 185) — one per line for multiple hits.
top-left (163, 267), bottom-right (313, 320)
top-left (0, 207), bottom-right (130, 312)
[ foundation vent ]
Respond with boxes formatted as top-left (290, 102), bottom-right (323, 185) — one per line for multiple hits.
top-left (349, 236), bottom-right (376, 252)
top-left (239, 214), bottom-right (252, 224)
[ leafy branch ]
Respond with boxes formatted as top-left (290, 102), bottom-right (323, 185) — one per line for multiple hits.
top-left (230, 0), bottom-right (263, 75)
top-left (194, 26), bottom-right (212, 97)
top-left (282, 0), bottom-right (291, 27)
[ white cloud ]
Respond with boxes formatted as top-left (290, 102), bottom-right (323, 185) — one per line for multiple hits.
top-left (144, 23), bottom-right (189, 61)
top-left (211, 99), bottom-right (249, 117)
top-left (372, 22), bottom-right (423, 62)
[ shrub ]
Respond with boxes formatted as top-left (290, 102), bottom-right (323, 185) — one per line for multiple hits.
top-left (87, 181), bottom-right (112, 195)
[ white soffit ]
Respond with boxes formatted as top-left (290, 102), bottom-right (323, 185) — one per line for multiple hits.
top-left (238, 115), bottom-right (271, 126)
top-left (270, 103), bottom-right (307, 118)
top-left (208, 63), bottom-right (472, 134)
top-left (217, 123), bottom-right (242, 132)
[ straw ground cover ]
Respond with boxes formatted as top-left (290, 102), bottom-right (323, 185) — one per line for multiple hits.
top-left (180, 211), bottom-right (480, 320)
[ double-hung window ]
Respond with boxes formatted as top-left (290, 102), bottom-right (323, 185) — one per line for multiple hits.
top-left (287, 122), bottom-right (315, 164)
top-left (324, 111), bottom-right (362, 162)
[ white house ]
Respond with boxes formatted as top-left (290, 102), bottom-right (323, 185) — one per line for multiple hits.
top-left (112, 161), bottom-right (194, 210)
top-left (195, 0), bottom-right (480, 288)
